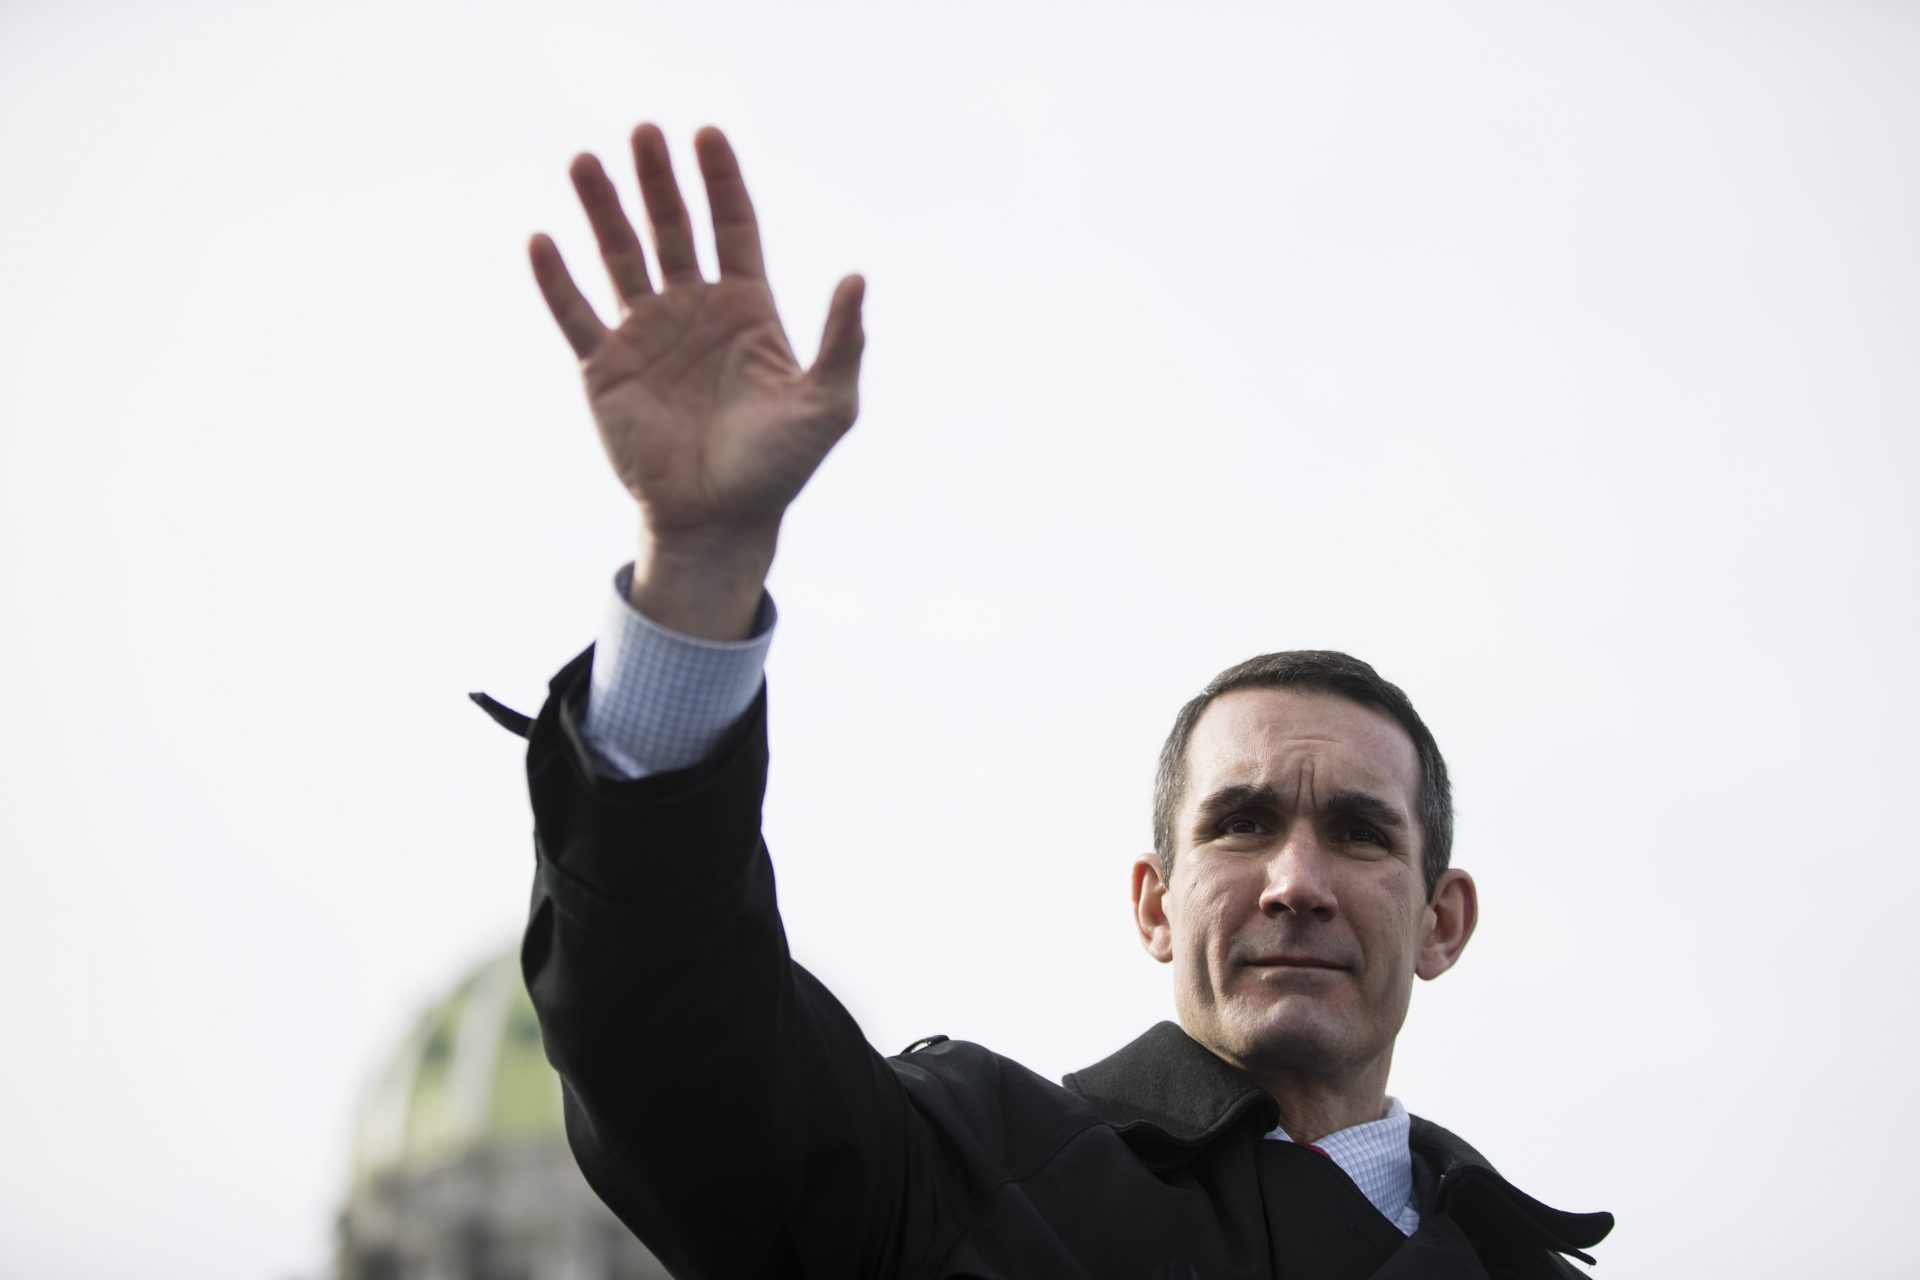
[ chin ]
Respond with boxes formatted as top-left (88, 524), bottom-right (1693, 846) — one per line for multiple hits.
top-left (1221, 999), bottom-right (1351, 1074)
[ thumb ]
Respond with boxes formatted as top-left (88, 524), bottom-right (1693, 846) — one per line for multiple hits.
top-left (807, 274), bottom-right (866, 394)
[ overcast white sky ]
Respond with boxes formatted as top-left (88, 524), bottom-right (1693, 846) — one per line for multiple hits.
top-left (3, 1), bottom-right (1916, 1276)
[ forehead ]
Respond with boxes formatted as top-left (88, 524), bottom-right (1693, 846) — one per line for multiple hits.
top-left (1183, 687), bottom-right (1422, 809)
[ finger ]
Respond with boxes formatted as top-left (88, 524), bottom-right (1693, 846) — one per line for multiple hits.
top-left (528, 233), bottom-right (609, 359)
top-left (806, 274), bottom-right (867, 418)
top-left (631, 123), bottom-right (703, 288)
top-left (693, 126), bottom-right (767, 281)
top-left (569, 153), bottom-right (656, 309)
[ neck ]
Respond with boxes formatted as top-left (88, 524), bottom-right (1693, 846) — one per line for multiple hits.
top-left (1250, 1056), bottom-right (1392, 1147)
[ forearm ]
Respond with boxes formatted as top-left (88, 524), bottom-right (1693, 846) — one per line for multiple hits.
top-left (523, 649), bottom-right (927, 1278)
top-left (524, 661), bottom-right (785, 1274)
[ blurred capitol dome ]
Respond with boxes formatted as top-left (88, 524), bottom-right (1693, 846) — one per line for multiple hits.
top-left (337, 949), bottom-right (669, 1280)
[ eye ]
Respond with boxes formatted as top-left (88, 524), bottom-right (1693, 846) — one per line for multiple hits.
top-left (1341, 825), bottom-right (1386, 846)
top-left (1220, 814), bottom-right (1263, 836)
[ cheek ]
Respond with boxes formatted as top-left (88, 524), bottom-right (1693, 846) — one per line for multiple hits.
top-left (1178, 885), bottom-right (1245, 952)
top-left (1167, 885), bottom-right (1240, 986)
top-left (1358, 881), bottom-right (1429, 970)
top-left (1398, 904), bottom-right (1435, 971)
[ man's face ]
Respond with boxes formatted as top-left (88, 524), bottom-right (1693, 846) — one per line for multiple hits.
top-left (1132, 688), bottom-right (1471, 1085)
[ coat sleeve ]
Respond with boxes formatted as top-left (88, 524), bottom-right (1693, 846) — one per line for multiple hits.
top-left (519, 644), bottom-right (962, 1279)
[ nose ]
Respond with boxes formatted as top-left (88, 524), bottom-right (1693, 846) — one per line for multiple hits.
top-left (1259, 829), bottom-right (1337, 921)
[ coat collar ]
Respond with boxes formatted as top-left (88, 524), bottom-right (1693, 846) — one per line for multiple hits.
top-left (1063, 1022), bottom-right (1613, 1264)
top-left (1063, 1020), bottom-right (1277, 1162)
top-left (1408, 1115), bottom-right (1614, 1264)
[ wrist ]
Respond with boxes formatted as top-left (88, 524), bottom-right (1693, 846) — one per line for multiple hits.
top-left (628, 526), bottom-right (777, 642)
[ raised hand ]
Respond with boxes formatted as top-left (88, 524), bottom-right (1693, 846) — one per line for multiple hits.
top-left (530, 124), bottom-right (866, 638)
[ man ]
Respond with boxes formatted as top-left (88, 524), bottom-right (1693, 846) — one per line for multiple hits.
top-left (485, 121), bottom-right (1613, 1278)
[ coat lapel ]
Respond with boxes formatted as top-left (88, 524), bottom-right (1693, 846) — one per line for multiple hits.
top-left (1410, 1117), bottom-right (1614, 1265)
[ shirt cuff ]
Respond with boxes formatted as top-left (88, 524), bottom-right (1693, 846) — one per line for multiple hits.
top-left (579, 562), bottom-right (777, 780)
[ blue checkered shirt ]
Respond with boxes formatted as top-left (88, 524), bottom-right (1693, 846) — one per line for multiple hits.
top-left (579, 562), bottom-right (1420, 1235)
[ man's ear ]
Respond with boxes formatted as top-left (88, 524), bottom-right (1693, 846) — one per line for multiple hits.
top-left (1416, 868), bottom-right (1478, 981)
top-left (1132, 854), bottom-right (1174, 964)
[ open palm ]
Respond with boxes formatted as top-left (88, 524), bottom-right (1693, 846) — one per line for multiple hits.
top-left (530, 124), bottom-right (866, 546)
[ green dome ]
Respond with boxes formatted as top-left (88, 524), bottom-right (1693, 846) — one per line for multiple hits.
top-left (350, 949), bottom-right (563, 1189)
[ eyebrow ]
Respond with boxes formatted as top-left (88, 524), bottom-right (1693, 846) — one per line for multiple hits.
top-left (1322, 789), bottom-right (1411, 833)
top-left (1190, 783), bottom-right (1411, 834)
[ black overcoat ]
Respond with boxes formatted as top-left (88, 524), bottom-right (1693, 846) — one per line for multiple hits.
top-left (501, 647), bottom-right (1614, 1279)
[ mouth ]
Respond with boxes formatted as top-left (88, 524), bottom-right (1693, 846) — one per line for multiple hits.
top-left (1244, 956), bottom-right (1347, 971)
